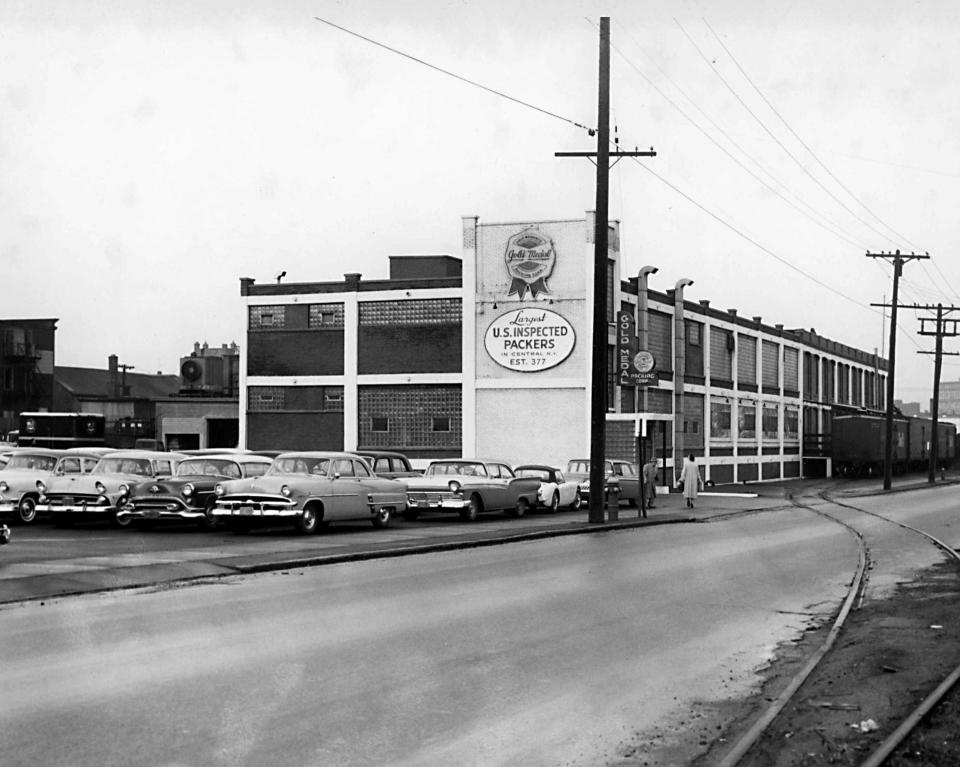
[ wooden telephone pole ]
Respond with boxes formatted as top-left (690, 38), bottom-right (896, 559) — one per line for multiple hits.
top-left (867, 249), bottom-right (929, 489)
top-left (556, 17), bottom-right (656, 523)
top-left (916, 304), bottom-right (960, 482)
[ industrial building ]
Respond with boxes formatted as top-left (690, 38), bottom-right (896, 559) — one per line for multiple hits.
top-left (238, 214), bottom-right (888, 482)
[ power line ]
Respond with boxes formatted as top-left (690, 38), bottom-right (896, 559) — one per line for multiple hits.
top-left (674, 19), bottom-right (912, 252)
top-left (313, 16), bottom-right (594, 135)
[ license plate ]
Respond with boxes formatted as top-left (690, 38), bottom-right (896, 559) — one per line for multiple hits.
top-left (61, 497), bottom-right (74, 505)
top-left (143, 510), bottom-right (160, 520)
top-left (237, 506), bottom-right (254, 516)
top-left (416, 500), bottom-right (428, 508)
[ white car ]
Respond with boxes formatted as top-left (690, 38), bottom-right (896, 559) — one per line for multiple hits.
top-left (514, 465), bottom-right (582, 512)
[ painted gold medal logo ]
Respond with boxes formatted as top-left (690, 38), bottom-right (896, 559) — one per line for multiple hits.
top-left (504, 227), bottom-right (555, 299)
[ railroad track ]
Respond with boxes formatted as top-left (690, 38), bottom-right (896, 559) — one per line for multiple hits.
top-left (712, 486), bottom-right (960, 767)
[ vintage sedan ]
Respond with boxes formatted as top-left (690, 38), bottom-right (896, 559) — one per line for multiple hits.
top-left (565, 459), bottom-right (641, 506)
top-left (403, 459), bottom-right (540, 521)
top-left (352, 450), bottom-right (421, 480)
top-left (117, 454), bottom-right (274, 530)
top-left (38, 450), bottom-right (184, 526)
top-left (514, 464), bottom-right (582, 512)
top-left (211, 451), bottom-right (407, 534)
top-left (0, 448), bottom-right (103, 525)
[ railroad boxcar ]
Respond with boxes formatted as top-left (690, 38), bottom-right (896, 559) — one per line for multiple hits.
top-left (831, 413), bottom-right (956, 477)
top-left (831, 413), bottom-right (909, 477)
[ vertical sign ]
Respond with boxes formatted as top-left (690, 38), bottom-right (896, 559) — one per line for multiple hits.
top-left (617, 311), bottom-right (637, 386)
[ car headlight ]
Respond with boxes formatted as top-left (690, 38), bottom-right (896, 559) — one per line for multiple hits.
top-left (0, 481), bottom-right (8, 492)
top-left (182, 483), bottom-right (195, 498)
top-left (118, 483), bottom-right (129, 495)
top-left (95, 481), bottom-right (107, 494)
top-left (281, 485), bottom-right (292, 497)
top-left (215, 483), bottom-right (225, 496)
top-left (448, 480), bottom-right (462, 494)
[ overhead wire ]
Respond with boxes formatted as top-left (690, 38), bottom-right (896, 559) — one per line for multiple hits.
top-left (313, 16), bottom-right (595, 135)
top-left (701, 17), bottom-right (960, 307)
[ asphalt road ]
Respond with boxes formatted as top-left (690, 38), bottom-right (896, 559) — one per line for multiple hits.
top-left (1, 503), bottom-right (859, 766)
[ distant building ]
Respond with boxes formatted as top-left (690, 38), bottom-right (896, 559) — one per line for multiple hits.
top-left (179, 341), bottom-right (240, 397)
top-left (895, 400), bottom-right (922, 417)
top-left (935, 380), bottom-right (960, 417)
top-left (0, 319), bottom-right (57, 437)
top-left (54, 355), bottom-right (180, 447)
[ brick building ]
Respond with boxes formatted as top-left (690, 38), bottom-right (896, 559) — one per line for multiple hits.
top-left (0, 319), bottom-right (57, 437)
top-left (238, 213), bottom-right (888, 481)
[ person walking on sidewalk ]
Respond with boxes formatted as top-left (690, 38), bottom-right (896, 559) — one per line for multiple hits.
top-left (642, 458), bottom-right (658, 509)
top-left (678, 454), bottom-right (704, 509)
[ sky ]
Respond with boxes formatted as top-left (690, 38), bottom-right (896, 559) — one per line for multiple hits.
top-left (3, 0), bottom-right (960, 404)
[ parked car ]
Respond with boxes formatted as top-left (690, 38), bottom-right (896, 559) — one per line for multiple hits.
top-left (565, 459), bottom-right (624, 504)
top-left (0, 448), bottom-right (104, 524)
top-left (38, 450), bottom-right (185, 527)
top-left (352, 450), bottom-right (421, 480)
top-left (117, 454), bottom-right (274, 530)
top-left (610, 459), bottom-right (641, 506)
top-left (514, 464), bottom-right (582, 511)
top-left (211, 451), bottom-right (407, 534)
top-left (404, 459), bottom-right (540, 521)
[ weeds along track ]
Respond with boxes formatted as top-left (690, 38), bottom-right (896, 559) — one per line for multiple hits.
top-left (715, 488), bottom-right (960, 767)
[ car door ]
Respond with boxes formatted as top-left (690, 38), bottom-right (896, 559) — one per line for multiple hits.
top-left (329, 457), bottom-right (361, 519)
top-left (613, 461), bottom-right (640, 501)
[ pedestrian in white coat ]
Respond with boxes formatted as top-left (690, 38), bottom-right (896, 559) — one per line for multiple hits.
top-left (678, 454), bottom-right (704, 509)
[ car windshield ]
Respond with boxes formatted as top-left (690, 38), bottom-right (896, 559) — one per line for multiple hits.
top-left (427, 461), bottom-right (488, 477)
top-left (269, 456), bottom-right (331, 476)
top-left (177, 459), bottom-right (242, 479)
top-left (94, 457), bottom-right (153, 476)
top-left (516, 468), bottom-right (551, 481)
top-left (4, 454), bottom-right (58, 472)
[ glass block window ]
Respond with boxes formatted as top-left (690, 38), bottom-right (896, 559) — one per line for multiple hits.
top-left (309, 303), bottom-right (344, 328)
top-left (738, 400), bottom-right (756, 440)
top-left (783, 347), bottom-right (799, 392)
top-left (359, 298), bottom-right (461, 327)
top-left (647, 311), bottom-right (673, 373)
top-left (359, 385), bottom-right (461, 449)
top-left (784, 407), bottom-right (799, 440)
top-left (710, 399), bottom-right (732, 439)
top-left (248, 387), bottom-right (285, 411)
top-left (762, 403), bottom-right (780, 440)
top-left (249, 305), bottom-right (286, 329)
top-left (762, 340), bottom-right (780, 388)
top-left (248, 386), bottom-right (344, 412)
top-left (324, 389), bottom-right (344, 412)
top-left (738, 336), bottom-right (757, 385)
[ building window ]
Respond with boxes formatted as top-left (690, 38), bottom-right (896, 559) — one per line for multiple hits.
top-left (739, 401), bottom-right (756, 440)
top-left (710, 400), bottom-right (732, 439)
top-left (249, 305), bottom-right (286, 330)
top-left (359, 298), bottom-right (461, 327)
top-left (371, 416), bottom-right (389, 432)
top-left (309, 303), bottom-right (345, 329)
top-left (762, 404), bottom-right (780, 440)
top-left (248, 387), bottom-right (284, 411)
top-left (432, 416), bottom-right (451, 432)
top-left (784, 407), bottom-right (799, 440)
top-left (686, 321), bottom-right (702, 346)
top-left (324, 389), bottom-right (344, 412)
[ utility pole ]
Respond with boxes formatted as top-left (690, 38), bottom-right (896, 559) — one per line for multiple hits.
top-left (556, 17), bottom-right (656, 523)
top-left (867, 249), bottom-right (929, 490)
top-left (917, 303), bottom-right (960, 483)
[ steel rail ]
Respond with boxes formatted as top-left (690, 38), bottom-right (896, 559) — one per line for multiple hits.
top-left (717, 493), bottom-right (868, 766)
top-left (819, 494), bottom-right (960, 767)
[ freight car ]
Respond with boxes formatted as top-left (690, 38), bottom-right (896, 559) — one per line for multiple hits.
top-left (831, 413), bottom-right (956, 477)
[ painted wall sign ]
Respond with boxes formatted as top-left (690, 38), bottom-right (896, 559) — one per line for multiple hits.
top-left (484, 308), bottom-right (575, 371)
top-left (504, 227), bottom-right (556, 299)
